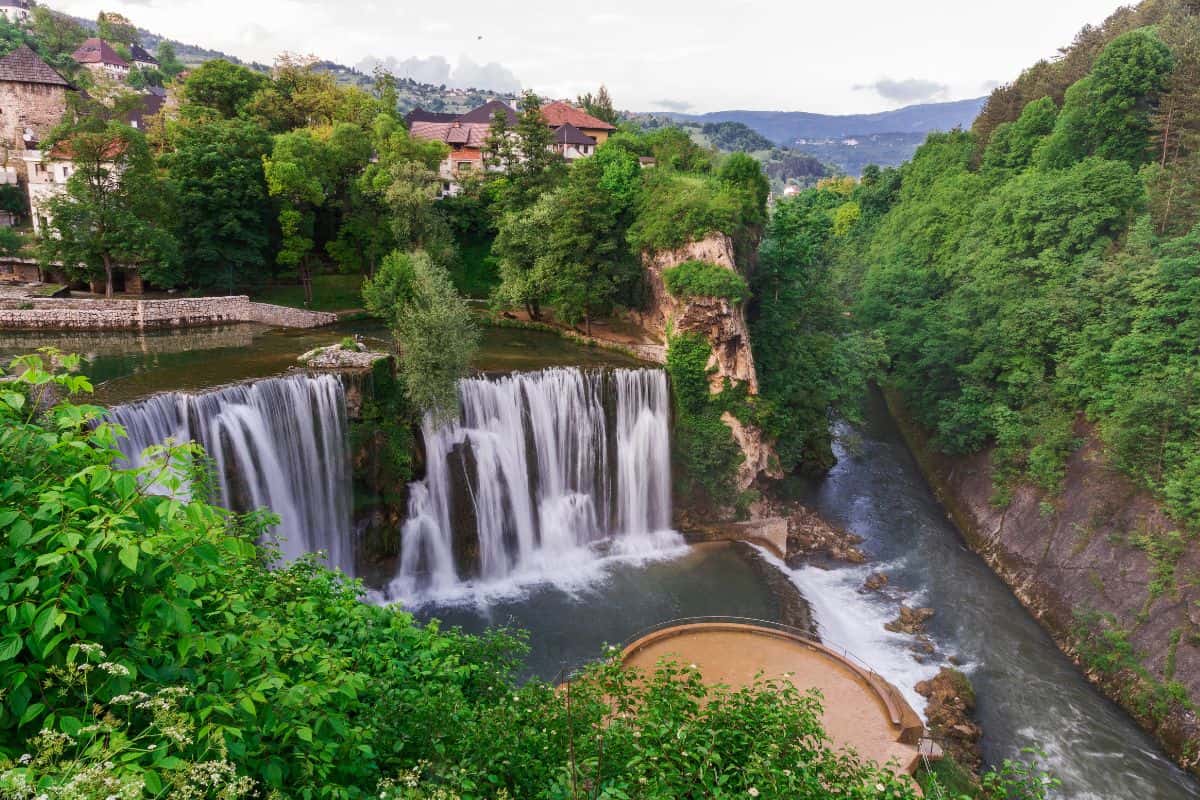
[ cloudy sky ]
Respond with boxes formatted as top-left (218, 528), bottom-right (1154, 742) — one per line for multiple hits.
top-left (54, 0), bottom-right (1128, 113)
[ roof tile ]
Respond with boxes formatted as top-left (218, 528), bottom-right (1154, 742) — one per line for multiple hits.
top-left (0, 44), bottom-right (72, 87)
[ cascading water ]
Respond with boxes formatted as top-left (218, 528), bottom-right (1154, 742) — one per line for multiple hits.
top-left (107, 374), bottom-right (353, 573)
top-left (388, 367), bottom-right (680, 603)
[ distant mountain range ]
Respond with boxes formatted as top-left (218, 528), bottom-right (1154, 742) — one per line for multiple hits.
top-left (653, 98), bottom-right (987, 146)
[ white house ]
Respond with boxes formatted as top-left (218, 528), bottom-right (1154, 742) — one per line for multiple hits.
top-left (0, 0), bottom-right (30, 24)
top-left (129, 43), bottom-right (159, 72)
top-left (72, 38), bottom-right (130, 81)
top-left (553, 122), bottom-right (598, 160)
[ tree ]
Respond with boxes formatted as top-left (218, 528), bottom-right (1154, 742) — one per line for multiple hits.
top-left (163, 117), bottom-right (274, 293)
top-left (263, 129), bottom-right (329, 306)
top-left (28, 7), bottom-right (87, 73)
top-left (371, 65), bottom-right (399, 117)
top-left (718, 151), bottom-right (770, 227)
top-left (750, 190), bottom-right (885, 473)
top-left (363, 250), bottom-right (479, 418)
top-left (182, 60), bottom-right (269, 119)
top-left (1037, 29), bottom-right (1174, 169)
top-left (96, 11), bottom-right (139, 47)
top-left (246, 55), bottom-right (343, 132)
top-left (155, 41), bottom-right (185, 79)
top-left (39, 124), bottom-right (179, 296)
top-left (577, 84), bottom-right (619, 126)
top-left (493, 91), bottom-right (564, 211)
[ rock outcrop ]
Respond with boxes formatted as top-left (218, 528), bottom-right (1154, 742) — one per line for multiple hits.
top-left (886, 389), bottom-right (1200, 777)
top-left (916, 668), bottom-right (983, 773)
top-left (636, 234), bottom-right (758, 391)
top-left (634, 234), bottom-right (778, 489)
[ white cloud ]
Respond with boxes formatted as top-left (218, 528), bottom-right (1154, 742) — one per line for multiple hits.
top-left (47, 0), bottom-right (1129, 113)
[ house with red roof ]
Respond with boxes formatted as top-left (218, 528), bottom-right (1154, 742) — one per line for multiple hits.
top-left (540, 101), bottom-right (616, 146)
top-left (72, 38), bottom-right (130, 81)
top-left (406, 98), bottom-right (617, 195)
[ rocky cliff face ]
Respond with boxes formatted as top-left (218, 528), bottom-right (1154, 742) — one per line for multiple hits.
top-left (634, 234), bottom-right (779, 490)
top-left (886, 391), bottom-right (1200, 776)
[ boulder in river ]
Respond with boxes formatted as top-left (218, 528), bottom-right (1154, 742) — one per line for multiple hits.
top-left (885, 605), bottom-right (935, 635)
top-left (916, 668), bottom-right (983, 774)
top-left (862, 572), bottom-right (889, 592)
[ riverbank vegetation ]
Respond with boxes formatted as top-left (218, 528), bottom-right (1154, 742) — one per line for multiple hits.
top-left (781, 4), bottom-right (1200, 526)
top-left (1, 356), bottom-right (1036, 800)
top-left (772, 0), bottom-right (1200, 758)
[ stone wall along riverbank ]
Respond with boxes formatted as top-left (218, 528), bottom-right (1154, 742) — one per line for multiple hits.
top-left (0, 296), bottom-right (337, 330)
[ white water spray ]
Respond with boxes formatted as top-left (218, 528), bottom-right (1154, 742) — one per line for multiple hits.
top-left (107, 374), bottom-right (353, 573)
top-left (389, 367), bottom-right (679, 603)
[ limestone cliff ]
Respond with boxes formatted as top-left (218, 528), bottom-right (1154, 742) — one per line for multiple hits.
top-left (886, 391), bottom-right (1200, 776)
top-left (633, 234), bottom-right (779, 490)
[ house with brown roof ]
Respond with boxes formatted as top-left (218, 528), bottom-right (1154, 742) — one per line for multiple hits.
top-left (407, 99), bottom-right (616, 195)
top-left (409, 118), bottom-right (495, 197)
top-left (541, 101), bottom-right (616, 146)
top-left (0, 45), bottom-right (72, 181)
top-left (554, 122), bottom-right (598, 160)
top-left (73, 38), bottom-right (131, 81)
top-left (129, 43), bottom-right (159, 72)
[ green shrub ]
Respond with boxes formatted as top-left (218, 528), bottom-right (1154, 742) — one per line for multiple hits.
top-left (666, 332), bottom-right (743, 509)
top-left (627, 172), bottom-right (741, 252)
top-left (663, 260), bottom-right (749, 303)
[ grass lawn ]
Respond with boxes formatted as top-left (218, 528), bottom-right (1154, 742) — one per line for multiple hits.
top-left (255, 274), bottom-right (366, 312)
top-left (452, 237), bottom-right (500, 299)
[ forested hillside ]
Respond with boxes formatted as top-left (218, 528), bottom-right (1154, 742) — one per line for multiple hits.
top-left (766, 0), bottom-right (1200, 757)
top-left (833, 2), bottom-right (1200, 524)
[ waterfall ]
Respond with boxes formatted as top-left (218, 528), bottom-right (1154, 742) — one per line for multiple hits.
top-left (389, 367), bottom-right (679, 603)
top-left (107, 374), bottom-right (353, 573)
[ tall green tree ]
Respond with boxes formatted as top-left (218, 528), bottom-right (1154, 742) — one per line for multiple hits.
top-left (96, 11), bottom-right (139, 47)
top-left (39, 124), bottom-right (179, 296)
top-left (155, 41), bottom-right (185, 79)
top-left (163, 117), bottom-right (274, 292)
top-left (363, 250), bottom-right (479, 418)
top-left (182, 60), bottom-right (269, 119)
top-left (1037, 28), bottom-right (1174, 169)
top-left (263, 128), bottom-right (327, 305)
top-left (577, 84), bottom-right (619, 126)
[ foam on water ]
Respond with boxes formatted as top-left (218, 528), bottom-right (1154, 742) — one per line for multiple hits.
top-left (754, 548), bottom-right (943, 720)
top-left (383, 367), bottom-right (682, 607)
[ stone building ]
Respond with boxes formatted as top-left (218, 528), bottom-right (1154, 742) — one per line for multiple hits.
top-left (0, 0), bottom-right (30, 24)
top-left (0, 45), bottom-right (72, 181)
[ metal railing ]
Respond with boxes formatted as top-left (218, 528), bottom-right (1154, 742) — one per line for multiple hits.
top-left (619, 615), bottom-right (887, 683)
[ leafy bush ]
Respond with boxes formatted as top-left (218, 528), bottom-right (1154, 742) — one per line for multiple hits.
top-left (666, 332), bottom-right (743, 508)
top-left (663, 260), bottom-right (749, 303)
top-left (627, 172), bottom-right (742, 253)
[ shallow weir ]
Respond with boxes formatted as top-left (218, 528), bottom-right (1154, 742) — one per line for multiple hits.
top-left (380, 367), bottom-right (683, 606)
top-left (108, 374), bottom-right (354, 573)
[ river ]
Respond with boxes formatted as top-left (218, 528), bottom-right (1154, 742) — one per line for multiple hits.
top-left (778, 391), bottom-right (1199, 798)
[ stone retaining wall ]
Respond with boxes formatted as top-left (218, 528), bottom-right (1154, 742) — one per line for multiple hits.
top-left (0, 296), bottom-right (337, 331)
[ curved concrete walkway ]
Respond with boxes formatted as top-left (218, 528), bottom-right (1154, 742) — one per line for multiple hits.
top-left (621, 621), bottom-right (926, 775)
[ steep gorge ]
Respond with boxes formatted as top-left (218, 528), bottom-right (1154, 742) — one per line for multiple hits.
top-left (886, 391), bottom-right (1200, 775)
